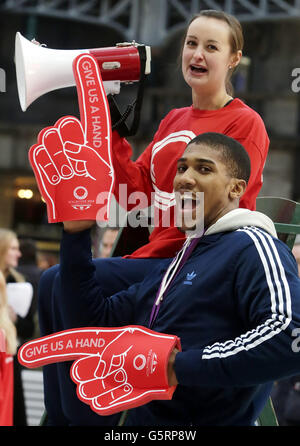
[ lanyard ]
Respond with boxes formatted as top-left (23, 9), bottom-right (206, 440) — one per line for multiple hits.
top-left (148, 234), bottom-right (202, 329)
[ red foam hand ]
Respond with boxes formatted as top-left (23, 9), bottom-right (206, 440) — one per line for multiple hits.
top-left (29, 54), bottom-right (114, 223)
top-left (18, 326), bottom-right (181, 416)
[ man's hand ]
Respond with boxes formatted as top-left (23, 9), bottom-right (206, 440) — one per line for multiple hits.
top-left (29, 54), bottom-right (115, 224)
top-left (18, 326), bottom-right (181, 416)
top-left (167, 348), bottom-right (179, 386)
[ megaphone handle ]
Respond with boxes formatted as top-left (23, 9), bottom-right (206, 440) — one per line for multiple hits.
top-left (109, 94), bottom-right (131, 136)
top-left (127, 46), bottom-right (147, 136)
top-left (109, 46), bottom-right (147, 138)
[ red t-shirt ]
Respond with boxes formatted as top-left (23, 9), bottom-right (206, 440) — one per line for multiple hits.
top-left (0, 351), bottom-right (14, 426)
top-left (112, 98), bottom-right (269, 259)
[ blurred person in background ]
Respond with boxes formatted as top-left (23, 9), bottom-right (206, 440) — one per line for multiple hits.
top-left (17, 239), bottom-right (42, 337)
top-left (17, 239), bottom-right (42, 304)
top-left (37, 252), bottom-right (59, 271)
top-left (0, 229), bottom-right (34, 425)
top-left (98, 228), bottom-right (119, 258)
top-left (91, 227), bottom-right (119, 258)
top-left (0, 270), bottom-right (17, 426)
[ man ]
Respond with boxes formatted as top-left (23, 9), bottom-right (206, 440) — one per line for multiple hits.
top-left (55, 132), bottom-right (300, 426)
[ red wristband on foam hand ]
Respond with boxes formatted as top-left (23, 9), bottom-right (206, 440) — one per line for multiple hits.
top-left (18, 326), bottom-right (181, 416)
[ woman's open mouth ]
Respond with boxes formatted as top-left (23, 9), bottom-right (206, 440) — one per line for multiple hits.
top-left (190, 65), bottom-right (208, 74)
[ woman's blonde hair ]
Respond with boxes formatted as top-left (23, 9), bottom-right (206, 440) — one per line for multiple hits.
top-left (0, 228), bottom-right (24, 282)
top-left (0, 270), bottom-right (17, 355)
top-left (0, 229), bottom-right (22, 355)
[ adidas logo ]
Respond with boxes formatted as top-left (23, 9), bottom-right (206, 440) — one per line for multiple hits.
top-left (183, 271), bottom-right (197, 285)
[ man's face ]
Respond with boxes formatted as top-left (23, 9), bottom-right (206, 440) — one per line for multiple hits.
top-left (173, 142), bottom-right (242, 233)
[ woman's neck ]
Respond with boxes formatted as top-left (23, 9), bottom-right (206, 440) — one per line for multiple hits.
top-left (192, 89), bottom-right (233, 111)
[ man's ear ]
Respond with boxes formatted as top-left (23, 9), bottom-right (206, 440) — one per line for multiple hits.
top-left (229, 178), bottom-right (247, 201)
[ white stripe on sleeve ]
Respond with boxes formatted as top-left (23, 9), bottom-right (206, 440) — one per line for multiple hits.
top-left (202, 227), bottom-right (291, 360)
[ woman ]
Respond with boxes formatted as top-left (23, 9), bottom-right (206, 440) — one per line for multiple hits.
top-left (111, 9), bottom-right (269, 259)
top-left (0, 271), bottom-right (17, 426)
top-left (0, 231), bottom-right (36, 340)
top-left (0, 229), bottom-right (23, 280)
top-left (0, 230), bottom-right (24, 335)
top-left (0, 229), bottom-right (34, 426)
top-left (39, 10), bottom-right (270, 425)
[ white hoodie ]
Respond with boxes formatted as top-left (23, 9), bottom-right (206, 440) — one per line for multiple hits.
top-left (205, 208), bottom-right (277, 238)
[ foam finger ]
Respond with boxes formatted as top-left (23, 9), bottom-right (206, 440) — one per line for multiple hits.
top-left (80, 370), bottom-right (130, 402)
top-left (30, 144), bottom-right (61, 186)
top-left (71, 356), bottom-right (101, 382)
top-left (93, 381), bottom-right (133, 410)
top-left (42, 128), bottom-right (74, 179)
top-left (78, 378), bottom-right (105, 400)
top-left (18, 328), bottom-right (108, 368)
top-left (58, 116), bottom-right (85, 146)
top-left (99, 329), bottom-right (134, 376)
top-left (72, 53), bottom-right (112, 151)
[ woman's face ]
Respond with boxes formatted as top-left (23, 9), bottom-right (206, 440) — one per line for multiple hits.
top-left (181, 16), bottom-right (239, 95)
top-left (5, 237), bottom-right (21, 269)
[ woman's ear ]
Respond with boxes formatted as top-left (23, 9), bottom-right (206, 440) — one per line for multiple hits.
top-left (230, 50), bottom-right (242, 69)
top-left (229, 178), bottom-right (247, 200)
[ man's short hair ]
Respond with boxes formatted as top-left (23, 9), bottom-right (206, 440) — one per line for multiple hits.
top-left (187, 132), bottom-right (251, 184)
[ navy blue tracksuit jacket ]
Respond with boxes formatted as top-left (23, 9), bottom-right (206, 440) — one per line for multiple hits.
top-left (57, 209), bottom-right (300, 425)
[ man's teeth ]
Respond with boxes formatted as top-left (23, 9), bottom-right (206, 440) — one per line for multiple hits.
top-left (181, 197), bottom-right (200, 209)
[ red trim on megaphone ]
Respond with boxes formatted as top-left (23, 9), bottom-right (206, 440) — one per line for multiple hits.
top-left (89, 46), bottom-right (140, 82)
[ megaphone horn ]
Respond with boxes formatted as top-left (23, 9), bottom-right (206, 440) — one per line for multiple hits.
top-left (15, 32), bottom-right (151, 112)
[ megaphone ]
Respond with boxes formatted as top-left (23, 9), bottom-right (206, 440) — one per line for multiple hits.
top-left (15, 32), bottom-right (151, 112)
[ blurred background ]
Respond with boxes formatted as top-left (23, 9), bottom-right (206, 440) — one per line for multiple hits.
top-left (0, 0), bottom-right (299, 425)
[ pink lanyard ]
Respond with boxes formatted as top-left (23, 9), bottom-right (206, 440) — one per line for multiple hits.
top-left (149, 235), bottom-right (202, 329)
